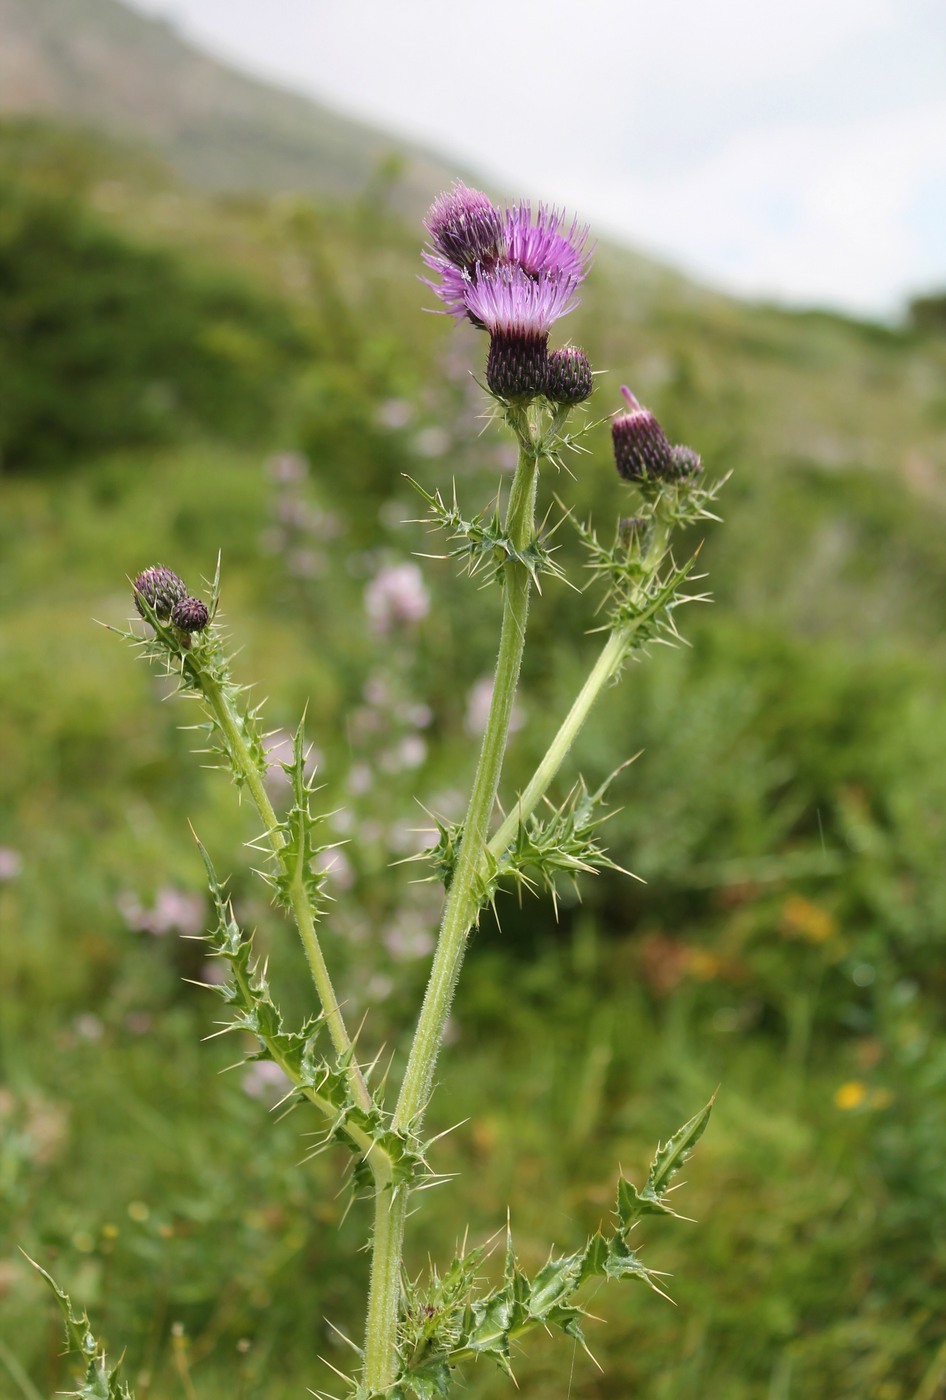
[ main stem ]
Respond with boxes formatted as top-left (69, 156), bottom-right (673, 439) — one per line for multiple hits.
top-left (361, 410), bottom-right (540, 1394)
top-left (488, 517), bottom-right (674, 854)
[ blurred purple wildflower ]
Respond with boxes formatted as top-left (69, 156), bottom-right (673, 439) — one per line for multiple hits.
top-left (118, 886), bottom-right (205, 938)
top-left (265, 451), bottom-right (309, 484)
top-left (365, 562), bottom-right (430, 635)
top-left (380, 734), bottom-right (427, 773)
top-left (0, 847), bottom-right (22, 881)
top-left (242, 1060), bottom-right (294, 1105)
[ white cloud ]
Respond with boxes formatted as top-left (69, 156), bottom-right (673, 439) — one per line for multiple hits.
top-left (123, 0), bottom-right (946, 314)
top-left (576, 100), bottom-right (946, 313)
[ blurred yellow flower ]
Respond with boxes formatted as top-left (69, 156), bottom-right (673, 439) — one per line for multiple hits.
top-left (834, 1080), bottom-right (868, 1110)
top-left (782, 895), bottom-right (837, 943)
top-left (686, 948), bottom-right (724, 981)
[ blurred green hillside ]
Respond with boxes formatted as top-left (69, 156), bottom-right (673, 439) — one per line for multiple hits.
top-left (0, 0), bottom-right (463, 209)
top-left (3, 105), bottom-right (946, 1400)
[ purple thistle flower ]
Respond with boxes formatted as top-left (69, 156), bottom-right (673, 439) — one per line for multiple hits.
top-left (504, 203), bottom-right (593, 286)
top-left (422, 186), bottom-right (590, 332)
top-left (424, 182), bottom-right (503, 273)
top-left (420, 255), bottom-right (478, 321)
top-left (463, 263), bottom-right (579, 337)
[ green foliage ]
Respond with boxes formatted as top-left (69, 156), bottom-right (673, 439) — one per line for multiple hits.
top-left (26, 1257), bottom-right (134, 1400)
top-left (0, 171), bottom-right (309, 472)
top-left (490, 772), bottom-right (631, 907)
top-left (908, 287), bottom-right (946, 335)
top-left (4, 114), bottom-right (946, 1400)
top-left (410, 478), bottom-right (567, 590)
top-left (196, 838), bottom-right (424, 1194)
top-left (389, 1099), bottom-right (712, 1398)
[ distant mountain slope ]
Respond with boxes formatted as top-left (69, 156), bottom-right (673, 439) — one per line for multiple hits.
top-left (0, 0), bottom-right (464, 209)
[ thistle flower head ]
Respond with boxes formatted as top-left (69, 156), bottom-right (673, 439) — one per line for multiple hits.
top-left (422, 186), bottom-right (589, 332)
top-left (545, 346), bottom-right (593, 405)
top-left (504, 203), bottom-right (593, 286)
top-left (424, 182), bottom-right (503, 273)
top-left (611, 386), bottom-right (673, 482)
top-left (133, 565), bottom-right (186, 621)
top-left (463, 263), bottom-right (578, 338)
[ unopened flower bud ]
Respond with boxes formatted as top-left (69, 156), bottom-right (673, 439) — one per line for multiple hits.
top-left (170, 597), bottom-right (210, 633)
top-left (611, 386), bottom-right (673, 482)
top-left (667, 444), bottom-right (703, 480)
top-left (545, 346), bottom-right (593, 405)
top-left (486, 331), bottom-right (549, 402)
top-left (618, 515), bottom-right (648, 547)
top-left (133, 565), bottom-right (186, 620)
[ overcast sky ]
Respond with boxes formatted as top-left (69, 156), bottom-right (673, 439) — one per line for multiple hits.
top-left (126, 0), bottom-right (946, 320)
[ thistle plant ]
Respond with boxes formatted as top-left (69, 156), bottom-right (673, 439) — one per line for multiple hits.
top-left (35, 181), bottom-right (724, 1399)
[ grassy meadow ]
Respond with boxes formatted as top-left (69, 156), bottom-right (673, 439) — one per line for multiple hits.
top-left (3, 117), bottom-right (946, 1400)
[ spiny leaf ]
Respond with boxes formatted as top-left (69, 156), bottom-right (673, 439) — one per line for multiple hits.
top-left (407, 478), bottom-right (565, 588)
top-left (24, 1255), bottom-right (134, 1400)
top-left (394, 1102), bottom-right (713, 1393)
top-left (196, 837), bottom-right (427, 1191)
top-left (398, 1357), bottom-right (452, 1399)
top-left (492, 772), bottom-right (634, 909)
top-left (462, 1293), bottom-right (516, 1370)
top-left (528, 1250), bottom-right (586, 1319)
top-left (269, 718), bottom-right (334, 914)
top-left (646, 1094), bottom-right (717, 1195)
top-left (619, 1094), bottom-right (716, 1225)
top-left (573, 479), bottom-right (723, 643)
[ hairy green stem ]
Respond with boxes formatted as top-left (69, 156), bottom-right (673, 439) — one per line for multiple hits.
top-left (393, 445), bottom-right (538, 1132)
top-left (362, 409), bottom-right (540, 1394)
top-left (488, 518), bottom-right (673, 856)
top-left (488, 625), bottom-right (630, 857)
